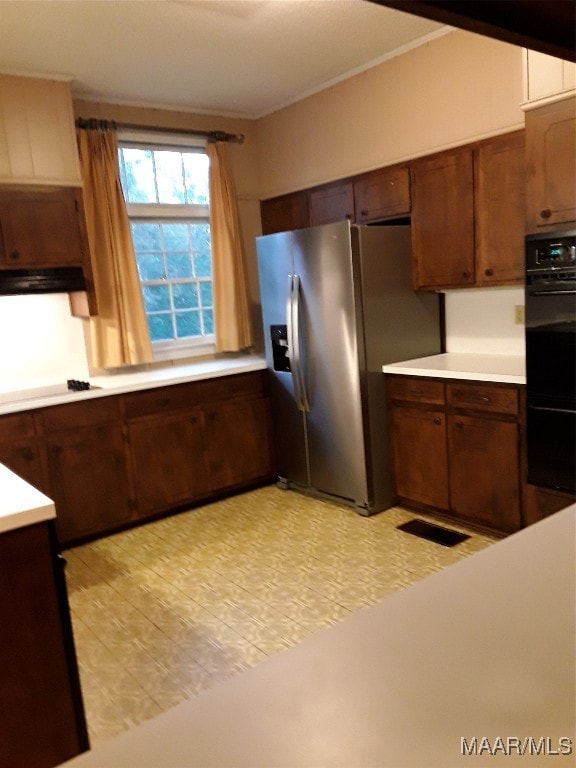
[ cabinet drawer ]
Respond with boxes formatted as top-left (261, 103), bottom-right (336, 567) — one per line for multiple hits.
top-left (0, 411), bottom-right (36, 441)
top-left (387, 376), bottom-right (445, 405)
top-left (447, 382), bottom-right (519, 416)
top-left (123, 382), bottom-right (203, 419)
top-left (201, 371), bottom-right (266, 403)
top-left (39, 395), bottom-right (122, 430)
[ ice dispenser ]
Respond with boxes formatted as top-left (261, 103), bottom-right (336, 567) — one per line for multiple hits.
top-left (270, 325), bottom-right (291, 372)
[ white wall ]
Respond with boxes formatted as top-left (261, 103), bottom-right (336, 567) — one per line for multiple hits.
top-left (444, 287), bottom-right (525, 356)
top-left (0, 294), bottom-right (89, 390)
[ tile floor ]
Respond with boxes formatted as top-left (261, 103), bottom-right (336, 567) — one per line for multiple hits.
top-left (65, 486), bottom-right (496, 746)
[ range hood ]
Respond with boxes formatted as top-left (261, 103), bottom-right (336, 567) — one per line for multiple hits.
top-left (0, 267), bottom-right (86, 296)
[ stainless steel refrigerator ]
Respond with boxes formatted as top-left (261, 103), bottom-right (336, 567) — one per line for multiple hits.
top-left (257, 220), bottom-right (442, 515)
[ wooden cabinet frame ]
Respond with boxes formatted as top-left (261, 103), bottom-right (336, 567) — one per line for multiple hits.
top-left (387, 374), bottom-right (524, 535)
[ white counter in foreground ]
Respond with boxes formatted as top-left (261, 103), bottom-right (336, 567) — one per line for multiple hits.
top-left (61, 506), bottom-right (575, 768)
top-left (0, 463), bottom-right (55, 534)
top-left (382, 352), bottom-right (526, 384)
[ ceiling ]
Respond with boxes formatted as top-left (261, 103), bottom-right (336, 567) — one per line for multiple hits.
top-left (0, 0), bottom-right (445, 119)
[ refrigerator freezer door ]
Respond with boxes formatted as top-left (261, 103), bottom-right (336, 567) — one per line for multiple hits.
top-left (292, 222), bottom-right (369, 507)
top-left (257, 231), bottom-right (309, 488)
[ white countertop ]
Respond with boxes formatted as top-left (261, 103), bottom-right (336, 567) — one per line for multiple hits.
top-left (61, 506), bottom-right (575, 768)
top-left (0, 354), bottom-right (267, 416)
top-left (382, 352), bottom-right (526, 384)
top-left (0, 463), bottom-right (55, 535)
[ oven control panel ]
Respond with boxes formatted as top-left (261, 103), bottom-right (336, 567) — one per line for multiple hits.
top-left (526, 230), bottom-right (576, 273)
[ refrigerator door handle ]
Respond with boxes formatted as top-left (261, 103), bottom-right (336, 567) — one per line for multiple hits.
top-left (291, 274), bottom-right (310, 413)
top-left (286, 274), bottom-right (303, 410)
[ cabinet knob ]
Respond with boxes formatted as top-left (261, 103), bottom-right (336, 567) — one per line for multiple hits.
top-left (484, 268), bottom-right (494, 277)
top-left (10, 250), bottom-right (20, 260)
top-left (462, 271), bottom-right (471, 279)
top-left (456, 420), bottom-right (464, 429)
top-left (540, 209), bottom-right (552, 219)
top-left (433, 417), bottom-right (441, 425)
top-left (361, 209), bottom-right (368, 217)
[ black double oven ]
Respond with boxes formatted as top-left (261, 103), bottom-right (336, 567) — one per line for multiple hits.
top-left (525, 228), bottom-right (576, 493)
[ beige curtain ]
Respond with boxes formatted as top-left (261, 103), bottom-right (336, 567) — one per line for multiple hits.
top-left (77, 126), bottom-right (153, 368)
top-left (208, 141), bottom-right (253, 352)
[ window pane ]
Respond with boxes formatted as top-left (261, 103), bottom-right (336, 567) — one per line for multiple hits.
top-left (184, 153), bottom-right (209, 204)
top-left (173, 283), bottom-right (198, 309)
top-left (143, 285), bottom-right (171, 312)
top-left (121, 148), bottom-right (157, 202)
top-left (154, 150), bottom-right (185, 204)
top-left (202, 309), bottom-right (214, 335)
top-left (190, 223), bottom-right (211, 251)
top-left (162, 222), bottom-right (189, 250)
top-left (165, 252), bottom-right (193, 279)
top-left (176, 310), bottom-right (201, 338)
top-left (194, 251), bottom-right (211, 278)
top-left (148, 314), bottom-right (174, 341)
top-left (131, 222), bottom-right (162, 251)
top-left (199, 281), bottom-right (212, 308)
top-left (137, 253), bottom-right (165, 281)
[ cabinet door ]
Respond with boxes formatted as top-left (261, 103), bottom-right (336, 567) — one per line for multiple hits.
top-left (525, 96), bottom-right (576, 230)
top-left (0, 522), bottom-right (87, 768)
top-left (0, 74), bottom-right (81, 185)
top-left (390, 405), bottom-right (449, 510)
top-left (261, 191), bottom-right (309, 235)
top-left (128, 409), bottom-right (211, 518)
top-left (411, 148), bottom-right (475, 289)
top-left (0, 440), bottom-right (47, 494)
top-left (0, 187), bottom-right (87, 268)
top-left (205, 397), bottom-right (274, 491)
top-left (0, 412), bottom-right (48, 493)
top-left (309, 181), bottom-right (354, 225)
top-left (475, 131), bottom-right (526, 285)
top-left (448, 415), bottom-right (521, 533)
top-left (354, 165), bottom-right (410, 223)
top-left (45, 422), bottom-right (133, 545)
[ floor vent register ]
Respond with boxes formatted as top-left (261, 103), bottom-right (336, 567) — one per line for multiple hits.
top-left (396, 519), bottom-right (470, 548)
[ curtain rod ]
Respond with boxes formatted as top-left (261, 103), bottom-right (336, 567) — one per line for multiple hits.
top-left (75, 117), bottom-right (244, 144)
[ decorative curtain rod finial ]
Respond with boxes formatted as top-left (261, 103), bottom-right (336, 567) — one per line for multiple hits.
top-left (208, 131), bottom-right (245, 144)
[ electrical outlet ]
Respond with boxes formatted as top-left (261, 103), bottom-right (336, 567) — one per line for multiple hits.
top-left (514, 305), bottom-right (525, 325)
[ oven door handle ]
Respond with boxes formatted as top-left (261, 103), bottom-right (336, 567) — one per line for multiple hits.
top-left (529, 289), bottom-right (576, 296)
top-left (529, 404), bottom-right (576, 415)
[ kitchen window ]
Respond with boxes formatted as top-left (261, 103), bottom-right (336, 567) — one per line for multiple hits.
top-left (118, 133), bottom-right (214, 360)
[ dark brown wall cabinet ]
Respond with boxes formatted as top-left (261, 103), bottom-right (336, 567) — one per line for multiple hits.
top-left (411, 131), bottom-right (526, 290)
top-left (525, 96), bottom-right (576, 232)
top-left (261, 162), bottom-right (411, 234)
top-left (387, 375), bottom-right (523, 535)
top-left (260, 190), bottom-right (309, 235)
top-left (354, 164), bottom-right (411, 223)
top-left (0, 521), bottom-right (88, 768)
top-left (0, 185), bottom-right (97, 313)
top-left (309, 181), bottom-right (354, 226)
top-left (0, 187), bottom-right (85, 268)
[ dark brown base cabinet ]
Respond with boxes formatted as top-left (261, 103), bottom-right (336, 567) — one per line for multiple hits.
top-left (0, 371), bottom-right (275, 547)
top-left (0, 521), bottom-right (88, 768)
top-left (128, 407), bottom-right (211, 519)
top-left (37, 397), bottom-right (133, 544)
top-left (387, 375), bottom-right (523, 535)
